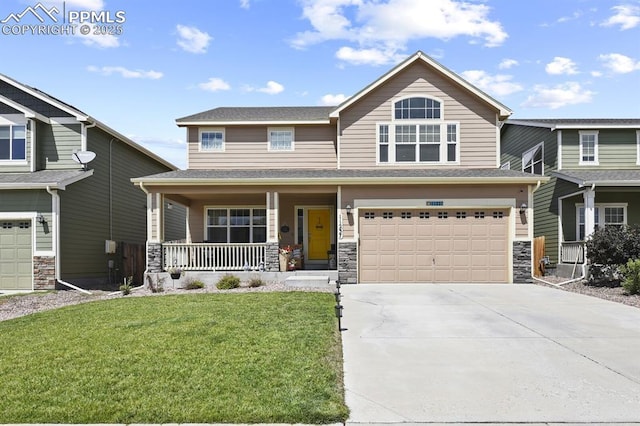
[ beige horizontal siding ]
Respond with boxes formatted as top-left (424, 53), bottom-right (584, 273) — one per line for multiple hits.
top-left (339, 61), bottom-right (499, 169)
top-left (187, 125), bottom-right (337, 169)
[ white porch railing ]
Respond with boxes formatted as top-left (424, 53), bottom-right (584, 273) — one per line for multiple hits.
top-left (561, 241), bottom-right (585, 264)
top-left (163, 243), bottom-right (267, 271)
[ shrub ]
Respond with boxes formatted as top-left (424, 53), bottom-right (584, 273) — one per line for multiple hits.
top-left (248, 277), bottom-right (265, 288)
top-left (119, 276), bottom-right (133, 295)
top-left (586, 226), bottom-right (632, 265)
top-left (621, 259), bottom-right (640, 295)
top-left (184, 279), bottom-right (205, 290)
top-left (146, 274), bottom-right (165, 293)
top-left (216, 275), bottom-right (240, 290)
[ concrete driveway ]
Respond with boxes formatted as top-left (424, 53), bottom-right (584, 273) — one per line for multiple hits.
top-left (340, 284), bottom-right (640, 425)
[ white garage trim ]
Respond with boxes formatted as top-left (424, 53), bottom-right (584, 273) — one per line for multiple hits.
top-left (354, 198), bottom-right (517, 208)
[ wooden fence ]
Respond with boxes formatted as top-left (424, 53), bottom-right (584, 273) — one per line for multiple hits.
top-left (533, 236), bottom-right (545, 277)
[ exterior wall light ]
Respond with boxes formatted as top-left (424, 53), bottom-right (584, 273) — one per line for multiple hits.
top-left (520, 203), bottom-right (527, 215)
top-left (345, 205), bottom-right (352, 215)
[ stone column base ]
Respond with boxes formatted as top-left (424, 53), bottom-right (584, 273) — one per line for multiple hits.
top-left (34, 256), bottom-right (55, 290)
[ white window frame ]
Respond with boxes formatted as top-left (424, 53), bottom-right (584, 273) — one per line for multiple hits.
top-left (500, 161), bottom-right (511, 170)
top-left (204, 206), bottom-right (267, 243)
top-left (267, 127), bottom-right (294, 152)
top-left (0, 124), bottom-right (27, 163)
top-left (199, 128), bottom-right (225, 152)
top-left (522, 142), bottom-right (544, 175)
top-left (579, 130), bottom-right (599, 165)
top-left (575, 203), bottom-right (627, 240)
top-left (636, 130), bottom-right (640, 165)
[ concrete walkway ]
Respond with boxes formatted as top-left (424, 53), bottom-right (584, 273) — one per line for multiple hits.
top-left (340, 284), bottom-right (640, 425)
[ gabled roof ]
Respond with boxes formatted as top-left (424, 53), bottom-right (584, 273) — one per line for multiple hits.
top-left (0, 170), bottom-right (93, 190)
top-left (0, 73), bottom-right (178, 170)
top-left (330, 50), bottom-right (512, 120)
top-left (507, 118), bottom-right (640, 129)
top-left (133, 168), bottom-right (547, 186)
top-left (176, 106), bottom-right (334, 126)
top-left (553, 169), bottom-right (640, 187)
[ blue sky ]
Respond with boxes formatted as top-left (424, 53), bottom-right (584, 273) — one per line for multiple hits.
top-left (1, 0), bottom-right (639, 169)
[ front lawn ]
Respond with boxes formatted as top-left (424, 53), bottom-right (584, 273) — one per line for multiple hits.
top-left (0, 292), bottom-right (348, 424)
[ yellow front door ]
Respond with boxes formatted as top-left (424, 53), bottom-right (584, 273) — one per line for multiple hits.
top-left (307, 209), bottom-right (331, 260)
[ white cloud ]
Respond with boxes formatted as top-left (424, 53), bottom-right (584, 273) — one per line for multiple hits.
top-left (498, 59), bottom-right (518, 70)
top-left (198, 78), bottom-right (231, 92)
top-left (239, 0), bottom-right (250, 9)
top-left (545, 56), bottom-right (579, 75)
top-left (87, 65), bottom-right (162, 79)
top-left (292, 0), bottom-right (507, 65)
top-left (598, 53), bottom-right (640, 73)
top-left (320, 93), bottom-right (348, 105)
top-left (258, 81), bottom-right (284, 95)
top-left (601, 4), bottom-right (640, 30)
top-left (590, 70), bottom-right (603, 77)
top-left (41, 0), bottom-right (105, 9)
top-left (336, 46), bottom-right (403, 66)
top-left (73, 31), bottom-right (120, 48)
top-left (460, 70), bottom-right (523, 97)
top-left (522, 82), bottom-right (594, 109)
top-left (176, 24), bottom-right (212, 54)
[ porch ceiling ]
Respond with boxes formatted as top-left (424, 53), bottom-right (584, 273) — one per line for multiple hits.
top-left (553, 169), bottom-right (640, 187)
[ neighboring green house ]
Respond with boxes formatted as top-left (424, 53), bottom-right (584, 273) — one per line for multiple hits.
top-left (501, 119), bottom-right (640, 276)
top-left (0, 74), bottom-right (185, 291)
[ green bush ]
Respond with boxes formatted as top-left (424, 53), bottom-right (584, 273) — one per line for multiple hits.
top-left (216, 275), bottom-right (240, 290)
top-left (621, 259), bottom-right (640, 295)
top-left (119, 276), bottom-right (133, 295)
top-left (184, 279), bottom-right (205, 290)
top-left (585, 225), bottom-right (637, 265)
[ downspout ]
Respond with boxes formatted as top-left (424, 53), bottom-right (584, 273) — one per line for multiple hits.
top-left (45, 185), bottom-right (91, 294)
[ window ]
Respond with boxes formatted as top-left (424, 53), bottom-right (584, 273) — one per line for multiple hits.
top-left (401, 211), bottom-right (412, 219)
top-left (522, 142), bottom-right (543, 175)
top-left (200, 129), bottom-right (224, 152)
top-left (382, 211), bottom-right (393, 219)
top-left (0, 125), bottom-right (26, 161)
top-left (438, 211), bottom-right (448, 219)
top-left (500, 161), bottom-right (511, 170)
top-left (378, 96), bottom-right (458, 165)
top-left (474, 211), bottom-right (485, 219)
top-left (456, 211), bottom-right (466, 219)
top-left (268, 128), bottom-right (294, 151)
top-left (205, 208), bottom-right (266, 243)
top-left (364, 212), bottom-right (375, 219)
top-left (577, 204), bottom-right (626, 240)
top-left (419, 211), bottom-right (430, 219)
top-left (493, 211), bottom-right (504, 219)
top-left (579, 131), bottom-right (598, 165)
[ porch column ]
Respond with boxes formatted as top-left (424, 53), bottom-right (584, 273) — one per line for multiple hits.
top-left (583, 188), bottom-right (596, 239)
top-left (264, 191), bottom-right (279, 272)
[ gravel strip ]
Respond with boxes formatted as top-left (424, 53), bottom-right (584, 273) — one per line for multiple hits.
top-left (0, 281), bottom-right (333, 323)
top-left (533, 276), bottom-right (640, 309)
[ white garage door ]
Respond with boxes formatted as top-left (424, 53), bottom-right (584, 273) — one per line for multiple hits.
top-left (359, 209), bottom-right (508, 283)
top-left (0, 220), bottom-right (33, 290)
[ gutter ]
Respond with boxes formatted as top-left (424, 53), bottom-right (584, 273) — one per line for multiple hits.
top-left (44, 185), bottom-right (91, 295)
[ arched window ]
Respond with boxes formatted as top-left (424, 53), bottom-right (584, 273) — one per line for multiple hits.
top-left (394, 97), bottom-right (441, 120)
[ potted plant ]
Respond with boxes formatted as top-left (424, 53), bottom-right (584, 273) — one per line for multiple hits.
top-left (167, 266), bottom-right (182, 280)
top-left (279, 246), bottom-right (291, 272)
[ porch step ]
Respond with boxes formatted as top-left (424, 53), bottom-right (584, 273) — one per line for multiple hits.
top-left (284, 275), bottom-right (332, 289)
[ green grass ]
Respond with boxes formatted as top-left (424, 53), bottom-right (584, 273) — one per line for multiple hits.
top-left (0, 292), bottom-right (348, 424)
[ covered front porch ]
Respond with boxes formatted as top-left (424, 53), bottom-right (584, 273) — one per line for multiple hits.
top-left (555, 170), bottom-right (640, 268)
top-left (143, 184), bottom-right (340, 273)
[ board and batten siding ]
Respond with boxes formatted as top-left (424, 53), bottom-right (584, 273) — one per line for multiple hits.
top-left (339, 61), bottom-right (500, 169)
top-left (58, 127), bottom-right (179, 283)
top-left (37, 121), bottom-right (82, 170)
top-left (561, 129), bottom-right (639, 169)
top-left (0, 189), bottom-right (53, 251)
top-left (187, 125), bottom-right (337, 169)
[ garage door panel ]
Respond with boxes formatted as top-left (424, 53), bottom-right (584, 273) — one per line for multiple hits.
top-left (0, 220), bottom-right (33, 290)
top-left (359, 209), bottom-right (508, 284)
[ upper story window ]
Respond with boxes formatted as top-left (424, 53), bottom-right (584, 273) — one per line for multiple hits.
top-left (268, 127), bottom-right (294, 151)
top-left (579, 131), bottom-right (598, 165)
top-left (200, 128), bottom-right (224, 152)
top-left (378, 96), bottom-right (458, 165)
top-left (0, 125), bottom-right (26, 161)
top-left (522, 142), bottom-right (543, 175)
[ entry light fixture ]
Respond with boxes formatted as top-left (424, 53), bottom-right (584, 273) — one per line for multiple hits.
top-left (36, 214), bottom-right (46, 224)
top-left (519, 203), bottom-right (527, 215)
top-left (345, 205), bottom-right (352, 215)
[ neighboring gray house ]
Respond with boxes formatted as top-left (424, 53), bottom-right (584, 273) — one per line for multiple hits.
top-left (501, 119), bottom-right (640, 275)
top-left (0, 74), bottom-right (185, 291)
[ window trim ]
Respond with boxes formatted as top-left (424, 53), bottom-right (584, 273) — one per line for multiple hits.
top-left (0, 123), bottom-right (27, 163)
top-left (267, 127), bottom-right (295, 152)
top-left (575, 203), bottom-right (627, 240)
top-left (199, 128), bottom-right (225, 152)
top-left (579, 130), bottom-right (599, 165)
top-left (522, 141), bottom-right (544, 175)
top-left (636, 130), bottom-right (640, 165)
top-left (376, 121), bottom-right (460, 166)
top-left (203, 206), bottom-right (267, 243)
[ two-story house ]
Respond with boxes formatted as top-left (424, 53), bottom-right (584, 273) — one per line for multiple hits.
top-left (0, 74), bottom-right (185, 292)
top-left (501, 119), bottom-right (640, 277)
top-left (133, 51), bottom-right (547, 284)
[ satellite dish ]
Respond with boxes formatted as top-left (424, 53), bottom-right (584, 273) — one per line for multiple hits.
top-left (71, 151), bottom-right (96, 170)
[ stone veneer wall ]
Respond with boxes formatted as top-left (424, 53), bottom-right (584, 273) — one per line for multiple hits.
top-left (265, 242), bottom-right (279, 272)
top-left (34, 256), bottom-right (55, 290)
top-left (148, 242), bottom-right (162, 273)
top-left (513, 241), bottom-right (532, 284)
top-left (338, 242), bottom-right (357, 284)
